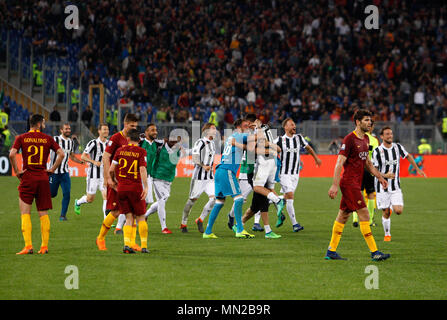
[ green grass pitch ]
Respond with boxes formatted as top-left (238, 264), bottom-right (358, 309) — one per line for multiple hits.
top-left (0, 176), bottom-right (446, 300)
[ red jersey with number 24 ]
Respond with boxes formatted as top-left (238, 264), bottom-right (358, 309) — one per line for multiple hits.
top-left (339, 131), bottom-right (369, 189)
top-left (112, 144), bottom-right (147, 192)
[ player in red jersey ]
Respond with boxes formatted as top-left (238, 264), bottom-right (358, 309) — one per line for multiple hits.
top-left (109, 129), bottom-right (149, 253)
top-left (325, 109), bottom-right (391, 261)
top-left (96, 113), bottom-right (139, 251)
top-left (9, 114), bottom-right (65, 255)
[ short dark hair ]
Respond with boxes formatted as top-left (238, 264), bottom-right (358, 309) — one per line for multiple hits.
top-left (245, 114), bottom-right (257, 123)
top-left (146, 123), bottom-right (156, 130)
top-left (98, 123), bottom-right (108, 131)
top-left (124, 113), bottom-right (138, 123)
top-left (29, 114), bottom-right (44, 127)
top-left (353, 109), bottom-right (372, 123)
top-left (233, 118), bottom-right (246, 128)
top-left (380, 126), bottom-right (392, 136)
top-left (127, 129), bottom-right (140, 142)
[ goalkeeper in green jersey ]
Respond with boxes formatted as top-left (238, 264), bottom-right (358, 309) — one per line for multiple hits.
top-left (145, 135), bottom-right (182, 234)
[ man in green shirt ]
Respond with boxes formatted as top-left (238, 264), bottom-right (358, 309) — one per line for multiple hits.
top-left (353, 121), bottom-right (380, 227)
top-left (140, 124), bottom-right (163, 204)
top-left (144, 135), bottom-right (182, 234)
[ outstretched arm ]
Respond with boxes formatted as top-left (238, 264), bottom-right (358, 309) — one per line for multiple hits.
top-left (305, 144), bottom-right (322, 167)
top-left (406, 154), bottom-right (427, 177)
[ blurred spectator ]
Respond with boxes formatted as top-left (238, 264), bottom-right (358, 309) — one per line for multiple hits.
top-left (50, 106), bottom-right (61, 122)
top-left (418, 138), bottom-right (432, 155)
top-left (81, 105), bottom-right (93, 129)
top-left (68, 105), bottom-right (78, 123)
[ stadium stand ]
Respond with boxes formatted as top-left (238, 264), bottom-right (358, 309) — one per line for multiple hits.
top-left (0, 0), bottom-right (447, 132)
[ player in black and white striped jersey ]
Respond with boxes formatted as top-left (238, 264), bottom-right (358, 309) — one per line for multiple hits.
top-left (180, 123), bottom-right (217, 233)
top-left (49, 123), bottom-right (85, 221)
top-left (275, 118), bottom-right (321, 232)
top-left (372, 126), bottom-right (426, 242)
top-left (74, 123), bottom-right (109, 218)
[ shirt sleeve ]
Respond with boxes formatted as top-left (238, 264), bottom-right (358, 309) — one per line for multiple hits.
top-left (140, 149), bottom-right (147, 168)
top-left (339, 135), bottom-right (352, 158)
top-left (297, 134), bottom-right (309, 148)
top-left (84, 139), bottom-right (95, 154)
top-left (12, 135), bottom-right (22, 151)
top-left (105, 135), bottom-right (119, 155)
top-left (191, 140), bottom-right (204, 155)
top-left (397, 143), bottom-right (409, 159)
top-left (50, 136), bottom-right (61, 152)
top-left (372, 148), bottom-right (379, 167)
top-left (112, 147), bottom-right (120, 163)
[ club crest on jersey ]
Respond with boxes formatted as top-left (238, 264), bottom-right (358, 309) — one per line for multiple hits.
top-left (108, 141), bottom-right (113, 146)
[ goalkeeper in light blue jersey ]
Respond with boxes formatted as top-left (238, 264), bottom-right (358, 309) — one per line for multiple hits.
top-left (203, 119), bottom-right (255, 239)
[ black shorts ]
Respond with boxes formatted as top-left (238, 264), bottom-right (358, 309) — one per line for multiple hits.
top-left (361, 170), bottom-right (375, 194)
top-left (248, 172), bottom-right (270, 213)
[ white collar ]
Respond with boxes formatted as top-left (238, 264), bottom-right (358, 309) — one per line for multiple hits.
top-left (59, 135), bottom-right (70, 141)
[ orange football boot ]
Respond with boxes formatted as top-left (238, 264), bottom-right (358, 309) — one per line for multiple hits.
top-left (384, 235), bottom-right (391, 242)
top-left (131, 244), bottom-right (142, 252)
top-left (96, 238), bottom-right (107, 251)
top-left (38, 246), bottom-right (48, 254)
top-left (16, 246), bottom-right (33, 255)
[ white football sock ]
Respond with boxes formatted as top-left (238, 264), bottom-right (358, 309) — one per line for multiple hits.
top-left (382, 216), bottom-right (391, 236)
top-left (199, 198), bottom-right (215, 221)
top-left (158, 199), bottom-right (167, 230)
top-left (286, 199), bottom-right (298, 225)
top-left (144, 202), bottom-right (158, 218)
top-left (264, 225), bottom-right (272, 233)
top-left (182, 199), bottom-right (196, 225)
top-left (116, 214), bottom-right (126, 230)
top-left (76, 195), bottom-right (88, 206)
top-left (102, 200), bottom-right (107, 219)
top-left (254, 212), bottom-right (261, 224)
top-left (228, 203), bottom-right (235, 217)
top-left (267, 192), bottom-right (280, 204)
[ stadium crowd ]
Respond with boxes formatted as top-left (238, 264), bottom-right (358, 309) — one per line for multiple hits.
top-left (1, 0), bottom-right (447, 129)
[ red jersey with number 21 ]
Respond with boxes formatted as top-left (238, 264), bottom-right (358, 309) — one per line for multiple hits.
top-left (12, 130), bottom-right (61, 178)
top-left (339, 131), bottom-right (369, 189)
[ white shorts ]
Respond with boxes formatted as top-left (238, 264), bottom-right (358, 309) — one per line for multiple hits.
top-left (153, 179), bottom-right (172, 201)
top-left (253, 157), bottom-right (276, 189)
top-left (189, 179), bottom-right (215, 199)
top-left (86, 177), bottom-right (105, 195)
top-left (144, 175), bottom-right (154, 203)
top-left (279, 174), bottom-right (300, 194)
top-left (239, 179), bottom-right (253, 200)
top-left (376, 190), bottom-right (404, 210)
